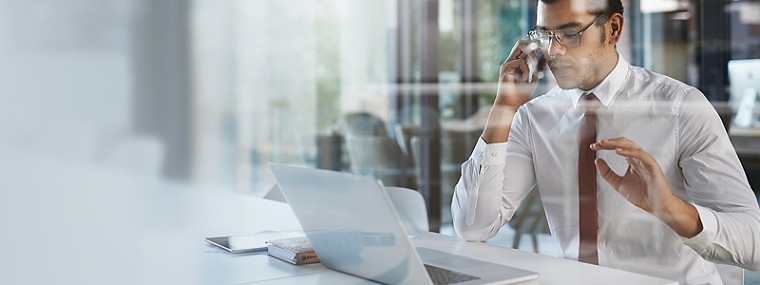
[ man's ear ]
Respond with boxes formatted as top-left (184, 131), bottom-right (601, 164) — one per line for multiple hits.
top-left (607, 13), bottom-right (624, 45)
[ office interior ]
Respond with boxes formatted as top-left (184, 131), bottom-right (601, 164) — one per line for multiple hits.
top-left (1, 0), bottom-right (759, 283)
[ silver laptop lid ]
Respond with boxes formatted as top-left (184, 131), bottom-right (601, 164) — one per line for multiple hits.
top-left (268, 163), bottom-right (433, 285)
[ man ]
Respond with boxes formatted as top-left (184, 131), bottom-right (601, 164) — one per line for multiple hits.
top-left (451, 0), bottom-right (760, 283)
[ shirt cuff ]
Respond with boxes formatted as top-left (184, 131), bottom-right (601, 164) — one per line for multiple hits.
top-left (683, 203), bottom-right (718, 251)
top-left (473, 137), bottom-right (508, 166)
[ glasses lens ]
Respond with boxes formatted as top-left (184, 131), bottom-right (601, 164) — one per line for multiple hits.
top-left (556, 29), bottom-right (581, 47)
top-left (529, 31), bottom-right (551, 47)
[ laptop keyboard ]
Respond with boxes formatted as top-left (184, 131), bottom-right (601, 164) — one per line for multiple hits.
top-left (424, 264), bottom-right (481, 285)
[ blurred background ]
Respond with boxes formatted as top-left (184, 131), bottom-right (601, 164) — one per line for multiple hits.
top-left (1, 0), bottom-right (759, 263)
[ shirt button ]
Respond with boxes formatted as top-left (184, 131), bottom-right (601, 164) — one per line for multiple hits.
top-left (491, 152), bottom-right (498, 157)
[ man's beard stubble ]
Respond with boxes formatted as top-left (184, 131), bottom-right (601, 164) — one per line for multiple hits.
top-left (550, 46), bottom-right (607, 90)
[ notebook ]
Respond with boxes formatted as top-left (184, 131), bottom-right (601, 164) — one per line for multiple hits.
top-left (268, 163), bottom-right (538, 285)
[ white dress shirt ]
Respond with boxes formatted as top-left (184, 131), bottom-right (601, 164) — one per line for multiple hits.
top-left (452, 54), bottom-right (760, 285)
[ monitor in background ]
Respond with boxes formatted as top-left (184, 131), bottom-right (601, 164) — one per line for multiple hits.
top-left (728, 59), bottom-right (760, 129)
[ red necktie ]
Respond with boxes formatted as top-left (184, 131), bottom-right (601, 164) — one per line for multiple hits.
top-left (578, 93), bottom-right (599, 265)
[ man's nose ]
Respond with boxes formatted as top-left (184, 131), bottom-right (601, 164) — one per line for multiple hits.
top-left (547, 36), bottom-right (566, 57)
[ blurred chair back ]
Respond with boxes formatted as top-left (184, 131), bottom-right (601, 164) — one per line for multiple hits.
top-left (386, 186), bottom-right (428, 232)
top-left (393, 124), bottom-right (419, 158)
top-left (338, 112), bottom-right (387, 136)
top-left (344, 134), bottom-right (416, 189)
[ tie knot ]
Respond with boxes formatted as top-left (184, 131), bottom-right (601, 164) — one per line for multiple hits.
top-left (580, 93), bottom-right (600, 114)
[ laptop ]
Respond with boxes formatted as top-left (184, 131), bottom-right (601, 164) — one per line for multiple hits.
top-left (268, 163), bottom-right (538, 285)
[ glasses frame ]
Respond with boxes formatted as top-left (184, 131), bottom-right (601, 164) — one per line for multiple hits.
top-left (527, 13), bottom-right (605, 48)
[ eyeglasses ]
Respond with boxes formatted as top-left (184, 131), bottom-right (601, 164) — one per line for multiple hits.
top-left (527, 14), bottom-right (604, 48)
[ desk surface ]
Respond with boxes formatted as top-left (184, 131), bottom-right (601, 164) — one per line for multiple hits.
top-left (0, 153), bottom-right (676, 284)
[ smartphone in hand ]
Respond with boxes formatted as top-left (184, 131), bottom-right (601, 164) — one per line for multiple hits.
top-left (526, 49), bottom-right (546, 83)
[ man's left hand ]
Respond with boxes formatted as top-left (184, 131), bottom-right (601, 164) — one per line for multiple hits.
top-left (591, 137), bottom-right (702, 237)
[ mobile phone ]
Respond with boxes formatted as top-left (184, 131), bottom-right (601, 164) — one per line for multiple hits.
top-left (527, 49), bottom-right (546, 83)
top-left (205, 230), bottom-right (304, 254)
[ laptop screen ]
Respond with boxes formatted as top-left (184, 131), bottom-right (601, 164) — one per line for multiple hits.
top-left (268, 163), bottom-right (433, 284)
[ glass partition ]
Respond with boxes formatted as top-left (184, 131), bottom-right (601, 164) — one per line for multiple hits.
top-left (190, 0), bottom-right (760, 234)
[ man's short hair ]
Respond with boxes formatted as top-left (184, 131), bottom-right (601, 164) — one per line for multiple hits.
top-left (538, 0), bottom-right (624, 19)
top-left (538, 0), bottom-right (623, 42)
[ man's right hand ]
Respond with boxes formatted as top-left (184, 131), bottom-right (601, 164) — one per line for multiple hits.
top-left (482, 40), bottom-right (547, 144)
top-left (495, 40), bottom-right (547, 107)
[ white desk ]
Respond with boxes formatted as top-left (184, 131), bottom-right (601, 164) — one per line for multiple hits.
top-left (0, 153), bottom-right (676, 284)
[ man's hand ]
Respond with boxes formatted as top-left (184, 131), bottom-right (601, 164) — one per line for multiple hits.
top-left (591, 137), bottom-right (673, 214)
top-left (495, 40), bottom-right (547, 107)
top-left (482, 40), bottom-right (547, 143)
top-left (592, 137), bottom-right (703, 238)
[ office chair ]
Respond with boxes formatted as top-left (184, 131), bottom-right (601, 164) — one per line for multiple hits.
top-left (386, 186), bottom-right (429, 233)
top-left (337, 112), bottom-right (388, 136)
top-left (344, 134), bottom-right (416, 189)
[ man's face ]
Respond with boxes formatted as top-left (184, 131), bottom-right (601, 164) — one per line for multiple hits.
top-left (536, 0), bottom-right (613, 90)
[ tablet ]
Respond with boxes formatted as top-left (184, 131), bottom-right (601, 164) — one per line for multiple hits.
top-left (205, 231), bottom-right (304, 254)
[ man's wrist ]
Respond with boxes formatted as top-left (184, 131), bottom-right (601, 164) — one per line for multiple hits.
top-left (493, 97), bottom-right (525, 109)
top-left (657, 196), bottom-right (703, 238)
top-left (481, 105), bottom-right (519, 144)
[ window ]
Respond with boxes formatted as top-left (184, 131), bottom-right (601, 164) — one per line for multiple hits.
top-left (191, 0), bottom-right (760, 231)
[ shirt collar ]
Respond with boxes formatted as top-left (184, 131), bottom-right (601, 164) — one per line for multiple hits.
top-left (568, 53), bottom-right (629, 109)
